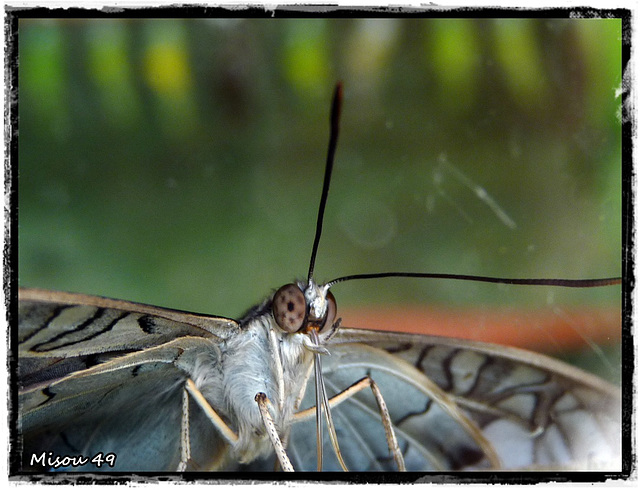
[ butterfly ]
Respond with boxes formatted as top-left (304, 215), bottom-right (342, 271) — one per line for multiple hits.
top-left (16, 84), bottom-right (622, 474)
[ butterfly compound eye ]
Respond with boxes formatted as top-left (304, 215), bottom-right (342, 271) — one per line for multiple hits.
top-left (319, 290), bottom-right (337, 334)
top-left (272, 283), bottom-right (307, 333)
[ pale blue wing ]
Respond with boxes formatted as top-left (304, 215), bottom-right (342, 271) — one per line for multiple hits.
top-left (18, 289), bottom-right (240, 472)
top-left (284, 328), bottom-right (621, 471)
top-left (20, 337), bottom-right (240, 472)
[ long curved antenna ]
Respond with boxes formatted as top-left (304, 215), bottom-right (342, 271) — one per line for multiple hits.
top-left (308, 82), bottom-right (343, 283)
top-left (326, 272), bottom-right (621, 290)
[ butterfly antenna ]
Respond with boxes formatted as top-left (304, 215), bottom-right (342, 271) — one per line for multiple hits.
top-left (305, 86), bottom-right (622, 292)
top-left (308, 82), bottom-right (343, 284)
top-left (327, 272), bottom-right (621, 289)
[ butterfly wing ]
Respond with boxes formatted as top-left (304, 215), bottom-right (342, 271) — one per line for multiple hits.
top-left (284, 328), bottom-right (621, 471)
top-left (18, 290), bottom-right (621, 472)
top-left (17, 288), bottom-right (240, 472)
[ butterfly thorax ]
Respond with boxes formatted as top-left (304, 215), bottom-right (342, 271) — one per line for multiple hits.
top-left (192, 308), bottom-right (314, 464)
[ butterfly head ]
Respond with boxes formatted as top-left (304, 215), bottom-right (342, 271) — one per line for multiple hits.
top-left (271, 280), bottom-right (336, 337)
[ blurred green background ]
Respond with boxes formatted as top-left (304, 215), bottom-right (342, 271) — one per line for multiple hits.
top-left (17, 18), bottom-right (621, 382)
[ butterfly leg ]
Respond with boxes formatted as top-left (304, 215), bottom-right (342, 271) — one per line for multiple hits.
top-left (184, 378), bottom-right (239, 445)
top-left (255, 392), bottom-right (295, 472)
top-left (294, 376), bottom-right (406, 471)
top-left (177, 386), bottom-right (192, 471)
top-left (365, 377), bottom-right (406, 471)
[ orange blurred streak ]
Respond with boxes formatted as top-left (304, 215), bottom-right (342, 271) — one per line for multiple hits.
top-left (340, 306), bottom-right (621, 354)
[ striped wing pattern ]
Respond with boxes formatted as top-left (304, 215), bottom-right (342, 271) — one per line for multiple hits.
top-left (17, 289), bottom-right (621, 472)
top-left (18, 289), bottom-right (238, 471)
top-left (280, 329), bottom-right (621, 471)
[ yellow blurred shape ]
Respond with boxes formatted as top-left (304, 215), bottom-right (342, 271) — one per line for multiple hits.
top-left (144, 42), bottom-right (191, 95)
